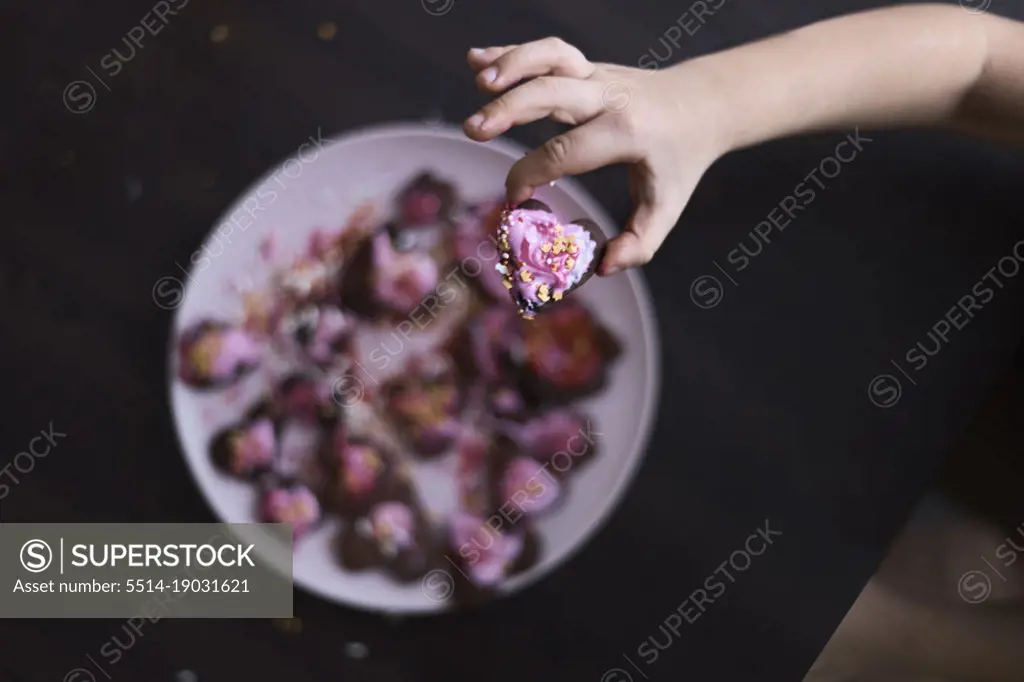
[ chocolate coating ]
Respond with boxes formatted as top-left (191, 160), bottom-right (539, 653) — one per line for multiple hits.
top-left (210, 402), bottom-right (279, 479)
top-left (338, 500), bottom-right (439, 583)
top-left (318, 425), bottom-right (415, 518)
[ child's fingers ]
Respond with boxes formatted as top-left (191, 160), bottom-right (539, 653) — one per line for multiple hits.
top-left (475, 37), bottom-right (594, 92)
top-left (505, 117), bottom-right (640, 205)
top-left (601, 192), bottom-right (685, 274)
top-left (467, 46), bottom-right (516, 70)
top-left (463, 77), bottom-right (602, 140)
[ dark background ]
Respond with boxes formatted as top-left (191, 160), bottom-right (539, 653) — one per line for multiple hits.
top-left (3, 0), bottom-right (1024, 680)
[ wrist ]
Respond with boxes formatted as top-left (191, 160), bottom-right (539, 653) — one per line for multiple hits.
top-left (657, 55), bottom-right (746, 161)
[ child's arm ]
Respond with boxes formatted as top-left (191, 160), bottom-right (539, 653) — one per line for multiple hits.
top-left (464, 5), bottom-right (1024, 272)
top-left (684, 3), bottom-right (1024, 152)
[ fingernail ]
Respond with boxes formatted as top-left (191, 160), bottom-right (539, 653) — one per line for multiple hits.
top-left (480, 67), bottom-right (498, 84)
top-left (602, 263), bottom-right (621, 276)
top-left (469, 47), bottom-right (485, 57)
top-left (466, 114), bottom-right (485, 129)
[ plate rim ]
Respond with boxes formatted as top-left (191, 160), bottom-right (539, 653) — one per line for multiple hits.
top-left (166, 120), bottom-right (662, 615)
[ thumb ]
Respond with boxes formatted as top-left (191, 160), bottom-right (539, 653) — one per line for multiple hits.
top-left (599, 197), bottom-right (683, 275)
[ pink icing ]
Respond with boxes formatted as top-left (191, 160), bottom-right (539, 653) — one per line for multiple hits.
top-left (179, 325), bottom-right (263, 384)
top-left (490, 387), bottom-right (524, 415)
top-left (386, 358), bottom-right (461, 447)
top-left (261, 486), bottom-right (320, 541)
top-left (519, 411), bottom-right (586, 459)
top-left (305, 307), bottom-right (353, 364)
top-left (371, 502), bottom-right (416, 549)
top-left (232, 418), bottom-right (275, 473)
top-left (372, 231), bottom-right (440, 314)
top-left (401, 191), bottom-right (442, 226)
top-left (450, 511), bottom-right (523, 586)
top-left (500, 209), bottom-right (597, 304)
top-left (335, 434), bottom-right (383, 495)
top-left (523, 305), bottom-right (604, 385)
top-left (502, 457), bottom-right (561, 514)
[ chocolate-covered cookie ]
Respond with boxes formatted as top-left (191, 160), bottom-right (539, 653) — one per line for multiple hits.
top-left (381, 352), bottom-right (464, 458)
top-left (318, 422), bottom-right (413, 518)
top-left (494, 200), bottom-right (607, 319)
top-left (444, 510), bottom-right (540, 607)
top-left (272, 373), bottom-right (334, 426)
top-left (339, 228), bottom-right (441, 321)
top-left (282, 304), bottom-right (357, 368)
top-left (447, 199), bottom-right (512, 305)
top-left (395, 171), bottom-right (457, 228)
top-left (339, 500), bottom-right (438, 583)
top-left (502, 409), bottom-right (599, 473)
top-left (514, 301), bottom-right (622, 405)
top-left (258, 476), bottom-right (322, 545)
top-left (486, 435), bottom-right (565, 520)
top-left (177, 320), bottom-right (263, 389)
top-left (210, 403), bottom-right (279, 479)
top-left (445, 307), bottom-right (524, 387)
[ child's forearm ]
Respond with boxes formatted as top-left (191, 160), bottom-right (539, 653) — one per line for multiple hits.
top-left (671, 4), bottom-right (1024, 153)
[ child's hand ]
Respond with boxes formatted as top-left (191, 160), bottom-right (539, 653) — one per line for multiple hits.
top-left (463, 39), bottom-right (724, 275)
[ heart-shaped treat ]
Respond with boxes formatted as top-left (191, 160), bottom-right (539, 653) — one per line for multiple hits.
top-left (494, 200), bottom-right (606, 319)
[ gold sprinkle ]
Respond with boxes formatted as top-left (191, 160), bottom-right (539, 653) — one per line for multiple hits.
top-left (210, 25), bottom-right (229, 43)
top-left (541, 243), bottom-right (551, 253)
top-left (502, 280), bottom-right (513, 289)
top-left (317, 22), bottom-right (337, 40)
top-left (569, 244), bottom-right (578, 254)
top-left (554, 225), bottom-right (563, 235)
top-left (537, 284), bottom-right (550, 302)
top-left (551, 260), bottom-right (561, 272)
top-left (565, 257), bottom-right (575, 270)
top-left (552, 291), bottom-right (563, 301)
top-left (520, 270), bottom-right (533, 282)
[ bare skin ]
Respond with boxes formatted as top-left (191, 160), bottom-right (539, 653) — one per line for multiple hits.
top-left (463, 4), bottom-right (1024, 274)
top-left (463, 5), bottom-right (1024, 679)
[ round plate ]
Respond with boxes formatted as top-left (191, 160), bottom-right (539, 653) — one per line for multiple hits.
top-left (168, 122), bottom-right (661, 614)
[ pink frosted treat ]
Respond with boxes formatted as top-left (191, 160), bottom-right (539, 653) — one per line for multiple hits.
top-left (371, 230), bottom-right (441, 316)
top-left (319, 424), bottom-right (408, 518)
top-left (285, 304), bottom-right (355, 366)
top-left (451, 200), bottom-right (510, 302)
top-left (382, 353), bottom-right (464, 457)
top-left (518, 410), bottom-right (597, 465)
top-left (274, 374), bottom-right (331, 425)
top-left (396, 172), bottom-right (456, 228)
top-left (449, 511), bottom-right (525, 587)
top-left (260, 482), bottom-right (321, 543)
top-left (500, 457), bottom-right (562, 517)
top-left (368, 501), bottom-right (417, 555)
top-left (453, 307), bottom-right (521, 385)
top-left (495, 201), bottom-right (603, 320)
top-left (177, 321), bottom-right (263, 389)
top-left (210, 416), bottom-right (276, 479)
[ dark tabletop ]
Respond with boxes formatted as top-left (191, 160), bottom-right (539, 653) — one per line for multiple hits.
top-left (4, 0), bottom-right (1024, 679)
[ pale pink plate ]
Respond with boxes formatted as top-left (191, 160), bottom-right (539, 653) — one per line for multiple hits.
top-left (167, 122), bottom-right (661, 614)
